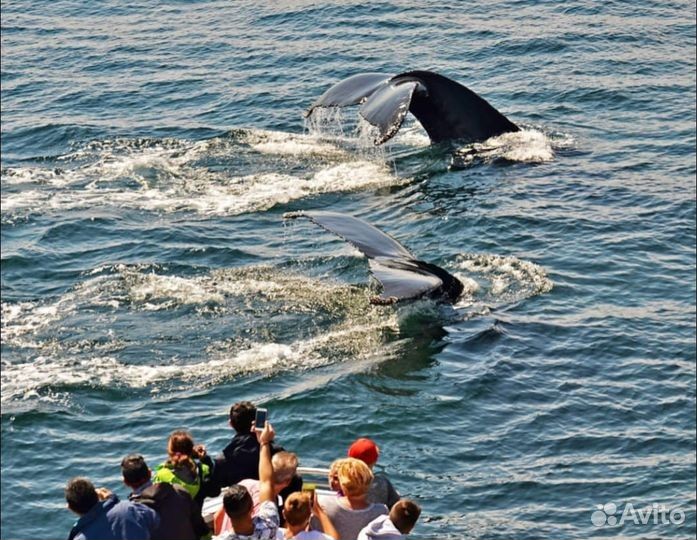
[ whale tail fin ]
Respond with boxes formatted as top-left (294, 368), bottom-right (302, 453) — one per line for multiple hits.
top-left (306, 70), bottom-right (519, 145)
top-left (284, 211), bottom-right (463, 303)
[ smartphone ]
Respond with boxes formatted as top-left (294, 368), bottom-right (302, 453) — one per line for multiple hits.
top-left (254, 408), bottom-right (268, 431)
top-left (302, 483), bottom-right (316, 504)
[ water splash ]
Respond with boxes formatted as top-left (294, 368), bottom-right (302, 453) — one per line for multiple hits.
top-left (1, 262), bottom-right (399, 405)
top-left (242, 129), bottom-right (346, 157)
top-left (451, 128), bottom-right (560, 167)
top-left (451, 253), bottom-right (553, 307)
top-left (1, 134), bottom-right (402, 220)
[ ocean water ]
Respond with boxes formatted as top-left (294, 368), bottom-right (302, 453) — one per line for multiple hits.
top-left (1, 1), bottom-right (695, 539)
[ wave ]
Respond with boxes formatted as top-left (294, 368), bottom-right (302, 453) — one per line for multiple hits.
top-left (242, 129), bottom-right (347, 157)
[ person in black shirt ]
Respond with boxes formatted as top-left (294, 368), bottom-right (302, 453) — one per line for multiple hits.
top-left (208, 401), bottom-right (302, 523)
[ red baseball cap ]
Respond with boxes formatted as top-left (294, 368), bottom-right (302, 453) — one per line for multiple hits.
top-left (347, 438), bottom-right (380, 465)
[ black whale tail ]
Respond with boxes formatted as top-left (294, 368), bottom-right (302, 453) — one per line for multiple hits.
top-left (284, 210), bottom-right (464, 304)
top-left (306, 70), bottom-right (519, 145)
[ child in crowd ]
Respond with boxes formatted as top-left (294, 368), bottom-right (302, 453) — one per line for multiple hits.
top-left (153, 430), bottom-right (213, 508)
top-left (357, 500), bottom-right (421, 540)
top-left (347, 438), bottom-right (400, 509)
top-left (280, 491), bottom-right (339, 540)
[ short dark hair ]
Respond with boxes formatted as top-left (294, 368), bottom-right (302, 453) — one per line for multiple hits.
top-left (229, 401), bottom-right (256, 434)
top-left (222, 484), bottom-right (253, 519)
top-left (65, 477), bottom-right (99, 515)
top-left (121, 454), bottom-right (150, 485)
top-left (390, 499), bottom-right (421, 534)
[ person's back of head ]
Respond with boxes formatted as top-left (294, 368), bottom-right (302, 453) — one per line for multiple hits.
top-left (389, 499), bottom-right (421, 534)
top-left (271, 451), bottom-right (298, 486)
top-left (65, 477), bottom-right (99, 516)
top-left (229, 401), bottom-right (256, 434)
top-left (121, 454), bottom-right (150, 488)
top-left (223, 484), bottom-right (253, 519)
top-left (283, 492), bottom-right (311, 528)
top-left (166, 430), bottom-right (197, 474)
top-left (348, 438), bottom-right (380, 468)
top-left (336, 457), bottom-right (374, 498)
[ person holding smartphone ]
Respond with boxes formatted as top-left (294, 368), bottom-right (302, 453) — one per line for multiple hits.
top-left (212, 402), bottom-right (285, 492)
top-left (214, 422), bottom-right (281, 540)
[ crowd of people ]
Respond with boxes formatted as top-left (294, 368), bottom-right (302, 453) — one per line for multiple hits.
top-left (64, 401), bottom-right (421, 540)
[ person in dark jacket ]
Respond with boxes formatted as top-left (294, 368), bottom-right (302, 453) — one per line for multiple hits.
top-left (209, 401), bottom-right (302, 523)
top-left (213, 401), bottom-right (277, 488)
top-left (65, 476), bottom-right (158, 540)
top-left (210, 402), bottom-right (285, 489)
top-left (121, 454), bottom-right (210, 540)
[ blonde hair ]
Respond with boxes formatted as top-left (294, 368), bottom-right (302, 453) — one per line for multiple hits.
top-left (336, 457), bottom-right (373, 497)
top-left (272, 451), bottom-right (298, 484)
top-left (328, 459), bottom-right (342, 492)
top-left (283, 491), bottom-right (312, 527)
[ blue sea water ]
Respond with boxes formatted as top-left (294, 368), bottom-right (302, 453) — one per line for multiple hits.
top-left (1, 1), bottom-right (695, 539)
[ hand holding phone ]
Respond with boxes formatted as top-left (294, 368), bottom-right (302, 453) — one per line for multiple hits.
top-left (254, 408), bottom-right (268, 431)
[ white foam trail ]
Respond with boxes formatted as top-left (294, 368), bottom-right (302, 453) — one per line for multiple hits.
top-left (1, 263), bottom-right (399, 404)
top-left (454, 128), bottom-right (555, 165)
top-left (1, 133), bottom-right (399, 218)
top-left (126, 273), bottom-right (225, 310)
top-left (1, 301), bottom-right (64, 346)
top-left (243, 129), bottom-right (346, 157)
top-left (1, 271), bottom-right (126, 347)
top-left (452, 253), bottom-right (553, 307)
top-left (0, 310), bottom-right (400, 404)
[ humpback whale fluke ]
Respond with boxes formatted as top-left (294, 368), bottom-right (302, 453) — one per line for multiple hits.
top-left (285, 211), bottom-right (464, 304)
top-left (306, 70), bottom-right (520, 146)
